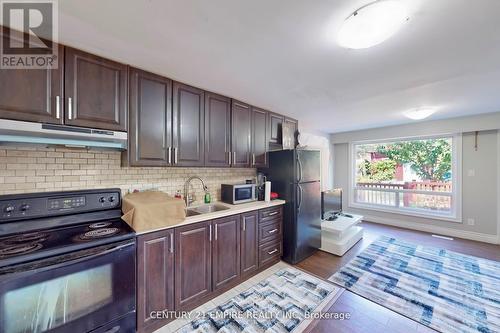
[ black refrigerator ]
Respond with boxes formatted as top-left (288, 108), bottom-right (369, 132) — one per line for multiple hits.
top-left (259, 149), bottom-right (322, 264)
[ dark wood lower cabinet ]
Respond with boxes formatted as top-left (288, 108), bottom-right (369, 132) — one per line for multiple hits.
top-left (137, 230), bottom-right (175, 333)
top-left (175, 221), bottom-right (212, 310)
top-left (240, 211), bottom-right (259, 277)
top-left (137, 206), bottom-right (283, 332)
top-left (212, 215), bottom-right (241, 290)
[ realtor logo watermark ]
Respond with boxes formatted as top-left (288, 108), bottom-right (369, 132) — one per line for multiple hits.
top-left (1, 0), bottom-right (58, 69)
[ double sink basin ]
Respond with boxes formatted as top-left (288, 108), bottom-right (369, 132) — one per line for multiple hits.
top-left (185, 203), bottom-right (230, 217)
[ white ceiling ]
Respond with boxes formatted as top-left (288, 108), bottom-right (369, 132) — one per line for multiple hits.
top-left (53, 0), bottom-right (500, 133)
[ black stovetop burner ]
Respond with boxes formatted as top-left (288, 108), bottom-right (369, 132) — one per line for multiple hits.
top-left (0, 218), bottom-right (134, 266)
top-left (0, 188), bottom-right (135, 267)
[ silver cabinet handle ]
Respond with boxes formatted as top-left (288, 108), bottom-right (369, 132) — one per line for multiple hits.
top-left (215, 224), bottom-right (218, 241)
top-left (209, 225), bottom-right (212, 242)
top-left (174, 147), bottom-right (178, 164)
top-left (268, 249), bottom-right (278, 255)
top-left (169, 233), bottom-right (174, 253)
top-left (168, 147), bottom-right (172, 164)
top-left (233, 151), bottom-right (236, 165)
top-left (269, 228), bottom-right (278, 234)
top-left (242, 217), bottom-right (246, 231)
top-left (269, 211), bottom-right (278, 216)
top-left (252, 153), bottom-right (255, 166)
top-left (68, 97), bottom-right (73, 120)
top-left (228, 151), bottom-right (231, 165)
top-left (55, 96), bottom-right (60, 119)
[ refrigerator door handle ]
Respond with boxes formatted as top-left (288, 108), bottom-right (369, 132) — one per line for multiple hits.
top-left (297, 184), bottom-right (303, 213)
top-left (296, 154), bottom-right (303, 183)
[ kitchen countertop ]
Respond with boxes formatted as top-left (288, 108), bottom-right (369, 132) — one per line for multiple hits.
top-left (134, 199), bottom-right (286, 235)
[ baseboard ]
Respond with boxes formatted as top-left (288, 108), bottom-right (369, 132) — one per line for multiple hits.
top-left (362, 214), bottom-right (500, 244)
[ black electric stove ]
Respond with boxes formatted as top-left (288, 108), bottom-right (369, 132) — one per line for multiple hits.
top-left (0, 189), bottom-right (136, 333)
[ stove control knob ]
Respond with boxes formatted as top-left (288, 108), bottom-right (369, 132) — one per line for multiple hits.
top-left (99, 197), bottom-right (106, 203)
top-left (4, 205), bottom-right (14, 213)
top-left (19, 204), bottom-right (30, 212)
top-left (108, 196), bottom-right (115, 203)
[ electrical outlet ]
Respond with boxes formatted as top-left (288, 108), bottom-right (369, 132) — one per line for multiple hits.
top-left (467, 218), bottom-right (475, 226)
top-left (467, 169), bottom-right (475, 177)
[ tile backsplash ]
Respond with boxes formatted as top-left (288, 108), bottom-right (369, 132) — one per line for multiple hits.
top-left (0, 146), bottom-right (256, 203)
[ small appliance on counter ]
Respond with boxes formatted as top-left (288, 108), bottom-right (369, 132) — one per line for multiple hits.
top-left (256, 172), bottom-right (267, 201)
top-left (0, 189), bottom-right (136, 333)
top-left (220, 183), bottom-right (256, 204)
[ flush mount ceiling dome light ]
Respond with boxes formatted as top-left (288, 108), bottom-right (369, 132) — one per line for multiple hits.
top-left (404, 108), bottom-right (436, 120)
top-left (338, 0), bottom-right (409, 49)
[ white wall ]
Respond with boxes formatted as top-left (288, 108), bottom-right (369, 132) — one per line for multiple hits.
top-left (330, 113), bottom-right (500, 244)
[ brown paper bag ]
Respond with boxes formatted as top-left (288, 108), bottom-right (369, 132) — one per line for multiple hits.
top-left (121, 191), bottom-right (186, 232)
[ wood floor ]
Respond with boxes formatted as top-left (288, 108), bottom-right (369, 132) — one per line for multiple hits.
top-left (296, 221), bottom-right (500, 333)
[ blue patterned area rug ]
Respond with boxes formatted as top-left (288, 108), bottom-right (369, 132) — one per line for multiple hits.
top-left (176, 267), bottom-right (340, 333)
top-left (329, 236), bottom-right (500, 333)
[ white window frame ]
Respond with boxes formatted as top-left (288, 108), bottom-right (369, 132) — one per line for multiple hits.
top-left (348, 134), bottom-right (462, 223)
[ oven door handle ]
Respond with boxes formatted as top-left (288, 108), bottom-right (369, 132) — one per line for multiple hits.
top-left (1, 240), bottom-right (135, 277)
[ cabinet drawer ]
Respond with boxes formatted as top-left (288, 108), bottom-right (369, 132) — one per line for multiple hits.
top-left (259, 219), bottom-right (281, 244)
top-left (259, 206), bottom-right (282, 222)
top-left (259, 241), bottom-right (282, 267)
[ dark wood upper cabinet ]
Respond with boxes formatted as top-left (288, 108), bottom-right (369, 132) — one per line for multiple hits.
top-left (64, 47), bottom-right (127, 131)
top-left (240, 211), bottom-right (259, 277)
top-left (231, 100), bottom-right (252, 167)
top-left (172, 83), bottom-right (205, 166)
top-left (137, 230), bottom-right (175, 333)
top-left (268, 112), bottom-right (284, 144)
top-left (251, 107), bottom-right (268, 167)
top-left (175, 221), bottom-right (212, 310)
top-left (128, 68), bottom-right (172, 166)
top-left (204, 93), bottom-right (231, 167)
top-left (212, 215), bottom-right (241, 291)
top-left (0, 28), bottom-right (64, 124)
top-left (284, 117), bottom-right (298, 149)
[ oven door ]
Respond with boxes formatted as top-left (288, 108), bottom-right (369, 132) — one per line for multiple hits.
top-left (0, 240), bottom-right (136, 333)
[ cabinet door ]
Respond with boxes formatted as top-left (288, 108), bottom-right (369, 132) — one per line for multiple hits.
top-left (172, 83), bottom-right (205, 166)
top-left (205, 93), bottom-right (231, 167)
top-left (175, 221), bottom-right (212, 310)
top-left (251, 107), bottom-right (268, 167)
top-left (128, 68), bottom-right (172, 166)
top-left (213, 215), bottom-right (241, 290)
top-left (240, 211), bottom-right (259, 277)
top-left (0, 29), bottom-right (63, 124)
top-left (137, 230), bottom-right (175, 333)
top-left (64, 47), bottom-right (127, 131)
top-left (284, 117), bottom-right (298, 149)
top-left (231, 100), bottom-right (251, 167)
top-left (268, 112), bottom-right (284, 144)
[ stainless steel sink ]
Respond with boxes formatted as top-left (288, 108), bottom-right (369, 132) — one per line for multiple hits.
top-left (186, 203), bottom-right (229, 216)
top-left (185, 209), bottom-right (201, 217)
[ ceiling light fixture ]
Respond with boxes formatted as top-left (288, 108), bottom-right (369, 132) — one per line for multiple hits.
top-left (338, 0), bottom-right (409, 49)
top-left (404, 108), bottom-right (436, 120)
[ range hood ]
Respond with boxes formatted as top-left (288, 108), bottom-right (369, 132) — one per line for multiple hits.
top-left (0, 119), bottom-right (127, 150)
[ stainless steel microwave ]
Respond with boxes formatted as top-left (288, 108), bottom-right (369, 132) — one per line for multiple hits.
top-left (221, 184), bottom-right (256, 204)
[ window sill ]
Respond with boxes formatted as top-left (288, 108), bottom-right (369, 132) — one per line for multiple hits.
top-left (349, 202), bottom-right (462, 223)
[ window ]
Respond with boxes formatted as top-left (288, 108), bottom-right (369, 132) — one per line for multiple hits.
top-left (350, 135), bottom-right (461, 221)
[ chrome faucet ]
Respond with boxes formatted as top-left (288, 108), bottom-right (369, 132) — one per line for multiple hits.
top-left (184, 176), bottom-right (208, 207)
